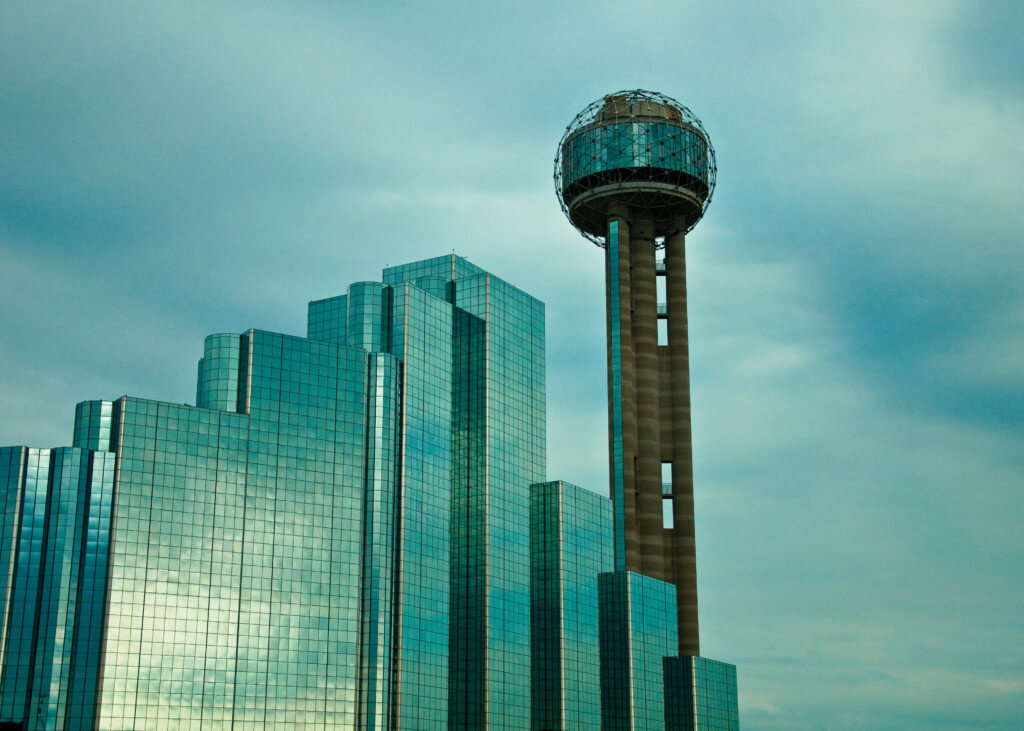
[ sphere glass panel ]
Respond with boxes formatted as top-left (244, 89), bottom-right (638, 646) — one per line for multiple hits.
top-left (555, 90), bottom-right (716, 246)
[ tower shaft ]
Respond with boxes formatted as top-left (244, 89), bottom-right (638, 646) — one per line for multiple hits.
top-left (605, 208), bottom-right (699, 656)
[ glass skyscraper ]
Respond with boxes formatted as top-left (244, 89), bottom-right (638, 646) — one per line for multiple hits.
top-left (0, 255), bottom-right (547, 730)
top-left (1, 252), bottom-right (736, 729)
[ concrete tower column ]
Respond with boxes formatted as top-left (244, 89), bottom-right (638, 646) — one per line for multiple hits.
top-left (556, 89), bottom-right (718, 662)
top-left (665, 224), bottom-right (700, 656)
top-left (629, 217), bottom-right (667, 582)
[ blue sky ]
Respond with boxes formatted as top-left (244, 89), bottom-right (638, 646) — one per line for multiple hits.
top-left (1, 2), bottom-right (1022, 727)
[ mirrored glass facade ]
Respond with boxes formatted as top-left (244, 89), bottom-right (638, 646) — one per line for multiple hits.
top-left (96, 331), bottom-right (369, 729)
top-left (0, 251), bottom-right (738, 729)
top-left (529, 481), bottom-right (612, 730)
top-left (665, 656), bottom-right (739, 731)
top-left (1, 255), bottom-right (552, 730)
top-left (0, 446), bottom-right (114, 730)
top-left (598, 571), bottom-right (678, 730)
top-left (561, 122), bottom-right (710, 193)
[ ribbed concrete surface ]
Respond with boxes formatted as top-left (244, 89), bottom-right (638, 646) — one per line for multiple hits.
top-left (603, 209), bottom-right (700, 657)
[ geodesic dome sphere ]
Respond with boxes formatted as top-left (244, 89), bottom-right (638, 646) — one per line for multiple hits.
top-left (554, 89), bottom-right (717, 246)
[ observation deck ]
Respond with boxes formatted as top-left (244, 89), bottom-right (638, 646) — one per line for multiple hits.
top-left (554, 90), bottom-right (716, 245)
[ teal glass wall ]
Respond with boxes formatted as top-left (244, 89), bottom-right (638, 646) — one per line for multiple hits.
top-left (307, 293), bottom-right (347, 344)
top-left (448, 289), bottom-right (489, 729)
top-left (196, 333), bottom-right (242, 412)
top-left (73, 401), bottom-right (114, 452)
top-left (383, 255), bottom-right (547, 730)
top-left (664, 655), bottom-right (739, 730)
top-left (95, 331), bottom-right (371, 728)
top-left (0, 254), bottom-right (552, 730)
top-left (388, 283), bottom-right (454, 728)
top-left (0, 447), bottom-right (51, 722)
top-left (311, 273), bottom-right (458, 728)
top-left (29, 447), bottom-right (89, 730)
top-left (64, 450), bottom-right (114, 730)
top-left (0, 446), bottom-right (115, 730)
top-left (346, 282), bottom-right (388, 352)
top-left (561, 122), bottom-right (709, 189)
top-left (530, 481), bottom-right (562, 731)
top-left (0, 447), bottom-right (27, 684)
top-left (599, 570), bottom-right (679, 731)
top-left (466, 271), bottom-right (545, 730)
top-left (529, 481), bottom-right (612, 730)
top-left (358, 353), bottom-right (400, 730)
top-left (606, 220), bottom-right (627, 571)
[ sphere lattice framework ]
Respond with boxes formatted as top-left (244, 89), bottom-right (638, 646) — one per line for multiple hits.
top-left (554, 89), bottom-right (717, 246)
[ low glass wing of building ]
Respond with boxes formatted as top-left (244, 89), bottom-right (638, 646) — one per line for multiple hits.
top-left (598, 570), bottom-right (679, 730)
top-left (665, 655), bottom-right (739, 731)
top-left (529, 480), bottom-right (613, 730)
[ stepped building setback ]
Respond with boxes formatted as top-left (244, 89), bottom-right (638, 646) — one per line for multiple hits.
top-left (2, 255), bottom-right (552, 730)
top-left (1, 89), bottom-right (738, 729)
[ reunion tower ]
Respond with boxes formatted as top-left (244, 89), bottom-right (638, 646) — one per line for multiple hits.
top-left (555, 89), bottom-right (716, 658)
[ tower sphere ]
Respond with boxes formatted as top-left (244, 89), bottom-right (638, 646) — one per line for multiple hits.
top-left (554, 89), bottom-right (717, 246)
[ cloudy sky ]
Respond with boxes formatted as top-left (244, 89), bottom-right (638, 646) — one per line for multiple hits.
top-left (2, 1), bottom-right (1022, 727)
